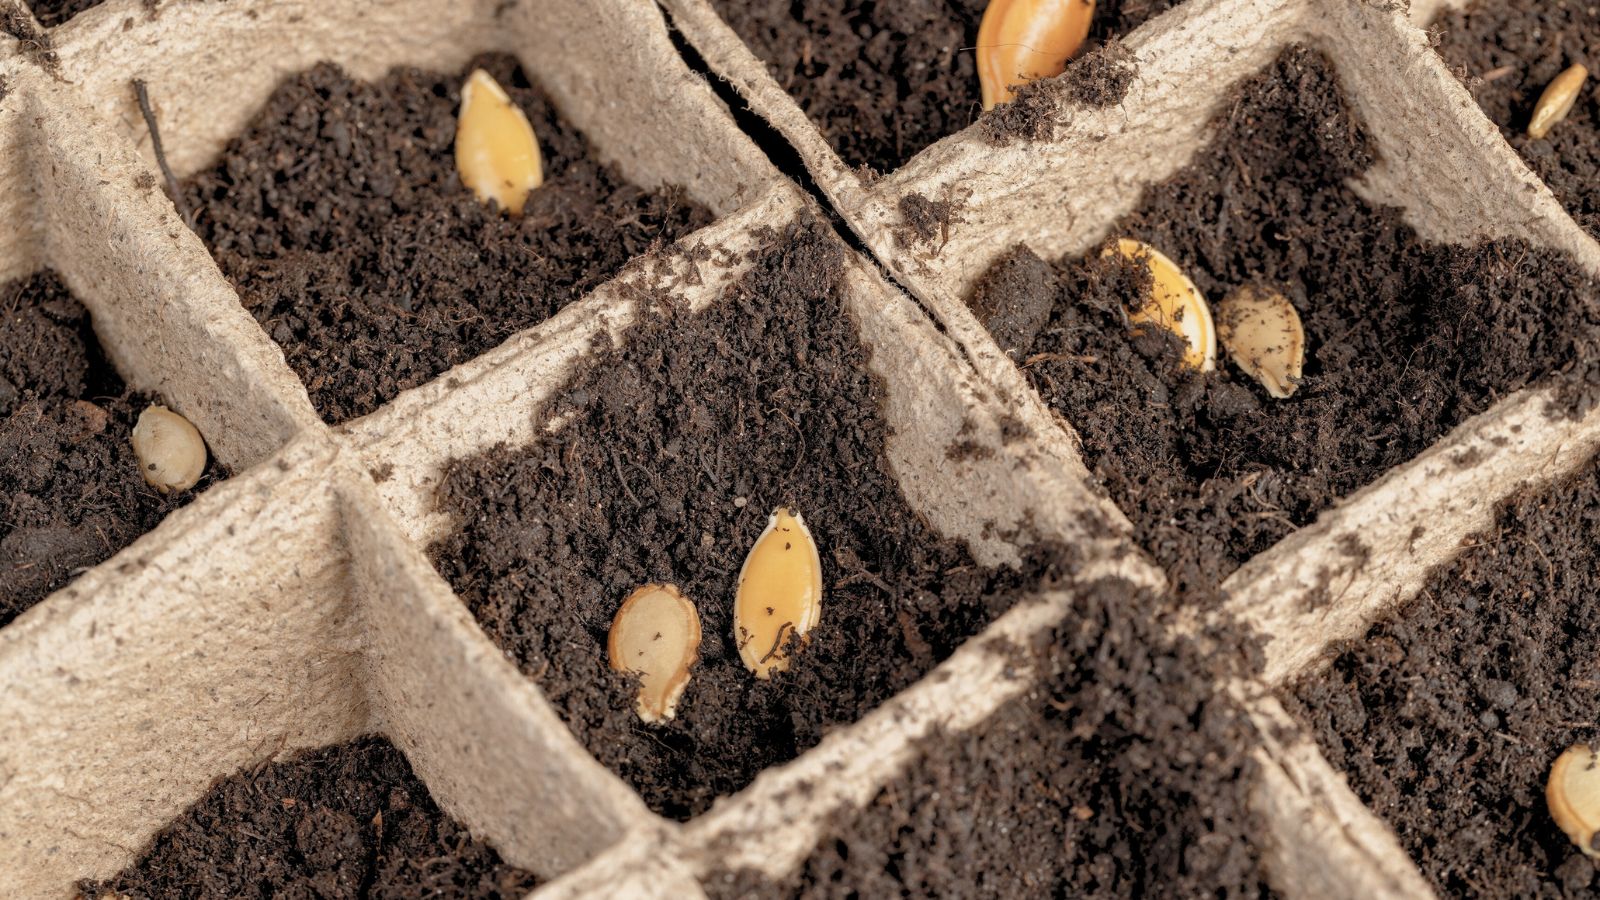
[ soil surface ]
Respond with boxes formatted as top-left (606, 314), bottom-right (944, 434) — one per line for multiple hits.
top-left (1285, 458), bottom-right (1600, 898)
top-left (706, 0), bottom-right (1176, 175)
top-left (431, 218), bottom-right (1065, 820)
top-left (0, 272), bottom-right (209, 629)
top-left (967, 46), bottom-right (1600, 599)
top-left (79, 736), bottom-right (539, 899)
top-left (183, 54), bottom-right (712, 424)
top-left (705, 577), bottom-right (1268, 898)
top-left (1433, 0), bottom-right (1600, 235)
top-left (27, 0), bottom-right (99, 27)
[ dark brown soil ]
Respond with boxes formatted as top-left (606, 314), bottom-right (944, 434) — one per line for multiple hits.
top-left (966, 46), bottom-right (1600, 599)
top-left (1284, 458), bottom-right (1600, 898)
top-left (0, 272), bottom-right (210, 629)
top-left (705, 577), bottom-right (1268, 899)
top-left (430, 218), bottom-right (1068, 820)
top-left (78, 736), bottom-right (539, 899)
top-left (27, 0), bottom-right (100, 27)
top-left (704, 0), bottom-right (1173, 175)
top-left (1432, 0), bottom-right (1600, 235)
top-left (182, 54), bottom-right (713, 425)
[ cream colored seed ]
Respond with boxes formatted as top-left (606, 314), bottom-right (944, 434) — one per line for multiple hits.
top-left (607, 584), bottom-right (701, 723)
top-left (455, 69), bottom-right (544, 215)
top-left (1103, 238), bottom-right (1216, 372)
top-left (977, 0), bottom-right (1096, 110)
top-left (131, 405), bottom-right (207, 493)
top-left (1530, 64), bottom-right (1589, 140)
top-left (734, 508), bottom-right (823, 679)
top-left (1549, 743), bottom-right (1600, 858)
top-left (1216, 285), bottom-right (1304, 399)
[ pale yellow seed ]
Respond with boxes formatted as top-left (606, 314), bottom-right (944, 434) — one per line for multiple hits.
top-left (1530, 64), bottom-right (1589, 140)
top-left (977, 0), bottom-right (1097, 110)
top-left (1103, 238), bottom-right (1216, 372)
top-left (455, 69), bottom-right (544, 215)
top-left (131, 405), bottom-right (207, 493)
top-left (1216, 285), bottom-right (1304, 399)
top-left (734, 508), bottom-right (823, 679)
top-left (607, 584), bottom-right (701, 723)
top-left (1549, 743), bottom-right (1600, 858)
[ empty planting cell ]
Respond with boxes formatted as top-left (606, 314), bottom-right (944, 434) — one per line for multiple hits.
top-left (182, 54), bottom-right (712, 424)
top-left (1431, 1), bottom-right (1600, 235)
top-left (703, 577), bottom-right (1265, 897)
top-left (0, 272), bottom-right (214, 628)
top-left (964, 46), bottom-right (1600, 598)
top-left (429, 219), bottom-right (1061, 820)
top-left (1283, 457), bottom-right (1600, 897)
top-left (703, 0), bottom-right (1174, 174)
top-left (79, 736), bottom-right (538, 898)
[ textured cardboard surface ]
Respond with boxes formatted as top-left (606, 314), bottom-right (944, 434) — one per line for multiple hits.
top-left (4, 0), bottom-right (1594, 896)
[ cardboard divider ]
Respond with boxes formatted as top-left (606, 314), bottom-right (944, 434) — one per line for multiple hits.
top-left (0, 435), bottom-right (370, 897)
top-left (1220, 384), bottom-right (1600, 687)
top-left (47, 0), bottom-right (777, 218)
top-left (1240, 687), bottom-right (1439, 899)
top-left (26, 68), bottom-right (323, 471)
top-left (337, 462), bottom-right (656, 881)
top-left (0, 54), bottom-right (45, 285)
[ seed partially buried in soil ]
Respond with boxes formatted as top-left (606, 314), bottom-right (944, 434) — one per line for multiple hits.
top-left (1216, 285), bottom-right (1304, 399)
top-left (1104, 238), bottom-right (1216, 372)
top-left (1529, 64), bottom-right (1589, 140)
top-left (976, 0), bottom-right (1096, 109)
top-left (734, 507), bottom-right (823, 679)
top-left (455, 68), bottom-right (544, 215)
top-left (131, 405), bottom-right (207, 493)
top-left (607, 584), bottom-right (702, 723)
top-left (1548, 743), bottom-right (1600, 859)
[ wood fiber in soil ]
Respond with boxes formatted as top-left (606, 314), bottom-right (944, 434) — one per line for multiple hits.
top-left (1433, 0), bottom-right (1600, 236)
top-left (1284, 458), bottom-right (1600, 898)
top-left (705, 578), bottom-right (1267, 899)
top-left (967, 46), bottom-right (1600, 599)
top-left (430, 219), bottom-right (1062, 820)
top-left (182, 54), bottom-right (712, 425)
top-left (0, 272), bottom-right (209, 629)
top-left (78, 736), bottom-right (539, 899)
top-left (26, 0), bottom-right (100, 27)
top-left (704, 0), bottom-right (1172, 175)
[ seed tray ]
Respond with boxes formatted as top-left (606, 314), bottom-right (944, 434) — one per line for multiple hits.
top-left (1, 0), bottom-right (1596, 897)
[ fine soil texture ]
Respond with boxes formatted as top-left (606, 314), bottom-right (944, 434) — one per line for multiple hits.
top-left (431, 219), bottom-right (1062, 820)
top-left (0, 272), bottom-right (209, 629)
top-left (1432, 0), bottom-right (1600, 235)
top-left (183, 54), bottom-right (712, 425)
top-left (79, 736), bottom-right (539, 899)
top-left (1284, 458), bottom-right (1600, 897)
top-left (705, 0), bottom-right (1176, 175)
top-left (28, 0), bottom-right (100, 27)
top-left (966, 46), bottom-right (1600, 599)
top-left (705, 578), bottom-right (1267, 898)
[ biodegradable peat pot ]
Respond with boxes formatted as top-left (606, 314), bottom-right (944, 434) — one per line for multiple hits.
top-left (3, 0), bottom-right (1598, 898)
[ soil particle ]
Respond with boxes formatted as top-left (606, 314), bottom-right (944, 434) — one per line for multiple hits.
top-left (27, 0), bottom-right (100, 27)
top-left (1285, 457), bottom-right (1600, 898)
top-left (0, 272), bottom-right (210, 629)
top-left (78, 736), bottom-right (539, 899)
top-left (705, 0), bottom-right (1171, 175)
top-left (1432, 0), bottom-right (1600, 235)
top-left (705, 578), bottom-right (1268, 898)
top-left (967, 46), bottom-right (1600, 599)
top-left (430, 218), bottom-right (1066, 820)
top-left (182, 54), bottom-right (712, 424)
top-left (981, 40), bottom-right (1139, 145)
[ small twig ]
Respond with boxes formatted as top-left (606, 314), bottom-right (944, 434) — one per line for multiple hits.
top-left (132, 78), bottom-right (194, 229)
